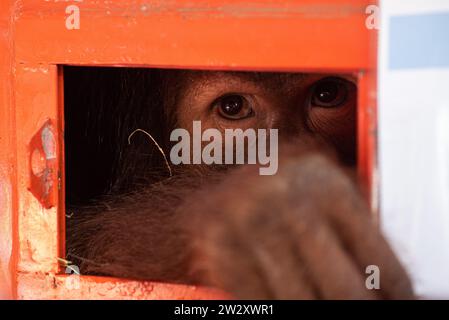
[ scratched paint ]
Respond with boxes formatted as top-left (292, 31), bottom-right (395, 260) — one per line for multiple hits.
top-left (0, 0), bottom-right (16, 299)
top-left (24, 1), bottom-right (367, 19)
top-left (0, 176), bottom-right (13, 299)
top-left (17, 273), bottom-right (231, 300)
top-left (41, 124), bottom-right (56, 160)
top-left (28, 120), bottom-right (57, 208)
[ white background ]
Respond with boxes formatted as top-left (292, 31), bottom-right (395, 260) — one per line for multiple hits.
top-left (379, 0), bottom-right (449, 299)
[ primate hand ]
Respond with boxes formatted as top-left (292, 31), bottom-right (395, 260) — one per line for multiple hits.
top-left (185, 149), bottom-right (415, 299)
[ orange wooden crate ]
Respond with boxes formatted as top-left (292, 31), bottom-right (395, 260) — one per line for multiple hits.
top-left (0, 0), bottom-right (377, 299)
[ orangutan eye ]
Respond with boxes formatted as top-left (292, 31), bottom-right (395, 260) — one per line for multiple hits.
top-left (310, 77), bottom-right (350, 108)
top-left (213, 94), bottom-right (254, 120)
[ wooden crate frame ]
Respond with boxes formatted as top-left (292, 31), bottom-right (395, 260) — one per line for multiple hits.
top-left (0, 0), bottom-right (377, 299)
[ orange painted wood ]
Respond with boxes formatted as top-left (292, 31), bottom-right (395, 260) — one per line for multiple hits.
top-left (1, 0), bottom-right (378, 299)
top-left (17, 274), bottom-right (231, 300)
top-left (15, 0), bottom-right (373, 71)
top-left (358, 69), bottom-right (378, 214)
top-left (0, 0), bottom-right (17, 300)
